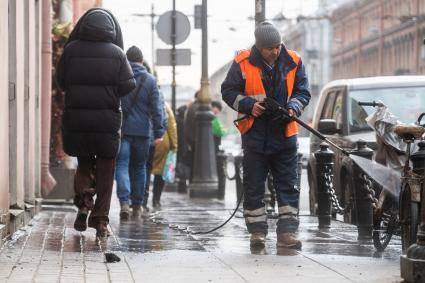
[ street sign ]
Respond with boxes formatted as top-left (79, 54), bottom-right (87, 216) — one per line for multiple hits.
top-left (194, 5), bottom-right (202, 29)
top-left (156, 49), bottom-right (191, 66)
top-left (156, 11), bottom-right (191, 45)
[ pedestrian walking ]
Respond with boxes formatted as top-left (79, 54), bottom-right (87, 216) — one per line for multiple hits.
top-left (175, 104), bottom-right (189, 193)
top-left (151, 102), bottom-right (178, 208)
top-left (56, 8), bottom-right (136, 239)
top-left (115, 46), bottom-right (165, 219)
top-left (221, 22), bottom-right (311, 249)
top-left (183, 91), bottom-right (200, 181)
top-left (135, 61), bottom-right (165, 213)
top-left (143, 88), bottom-right (166, 213)
top-left (211, 100), bottom-right (227, 153)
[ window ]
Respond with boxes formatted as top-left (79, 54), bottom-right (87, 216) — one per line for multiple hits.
top-left (320, 90), bottom-right (344, 131)
top-left (349, 86), bottom-right (425, 132)
top-left (320, 91), bottom-right (336, 119)
top-left (332, 92), bottom-right (344, 130)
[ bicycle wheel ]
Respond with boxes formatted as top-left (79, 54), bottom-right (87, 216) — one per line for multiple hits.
top-left (400, 184), bottom-right (420, 251)
top-left (373, 196), bottom-right (397, 252)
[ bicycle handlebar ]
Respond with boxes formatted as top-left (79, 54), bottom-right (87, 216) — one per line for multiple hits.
top-left (358, 101), bottom-right (385, 107)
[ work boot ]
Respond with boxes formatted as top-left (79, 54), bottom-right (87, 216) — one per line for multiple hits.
top-left (250, 232), bottom-right (266, 247)
top-left (132, 205), bottom-right (143, 218)
top-left (277, 233), bottom-right (302, 249)
top-left (74, 209), bottom-right (88, 232)
top-left (120, 202), bottom-right (130, 220)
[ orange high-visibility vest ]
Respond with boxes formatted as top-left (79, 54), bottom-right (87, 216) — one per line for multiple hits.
top-left (234, 48), bottom-right (300, 137)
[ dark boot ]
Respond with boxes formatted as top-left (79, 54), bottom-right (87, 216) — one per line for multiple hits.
top-left (74, 209), bottom-right (88, 232)
top-left (95, 221), bottom-right (110, 240)
top-left (88, 218), bottom-right (110, 239)
top-left (152, 200), bottom-right (161, 209)
top-left (152, 175), bottom-right (164, 209)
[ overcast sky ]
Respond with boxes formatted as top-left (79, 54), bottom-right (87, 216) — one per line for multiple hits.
top-left (103, 0), bottom-right (319, 89)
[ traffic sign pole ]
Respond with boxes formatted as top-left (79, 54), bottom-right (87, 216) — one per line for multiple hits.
top-left (156, 8), bottom-right (191, 113)
top-left (171, 0), bottom-right (176, 113)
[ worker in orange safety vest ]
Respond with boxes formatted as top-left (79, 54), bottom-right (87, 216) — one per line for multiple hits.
top-left (221, 22), bottom-right (311, 249)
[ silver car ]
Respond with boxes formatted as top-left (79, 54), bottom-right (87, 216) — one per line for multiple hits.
top-left (307, 76), bottom-right (425, 222)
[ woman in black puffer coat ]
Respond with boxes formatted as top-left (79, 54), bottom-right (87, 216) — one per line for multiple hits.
top-left (56, 8), bottom-right (135, 238)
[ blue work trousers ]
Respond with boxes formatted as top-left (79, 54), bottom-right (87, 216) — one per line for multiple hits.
top-left (243, 145), bottom-right (299, 235)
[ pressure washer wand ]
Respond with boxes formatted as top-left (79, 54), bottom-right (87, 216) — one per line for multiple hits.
top-left (292, 114), bottom-right (349, 156)
top-left (276, 105), bottom-right (350, 156)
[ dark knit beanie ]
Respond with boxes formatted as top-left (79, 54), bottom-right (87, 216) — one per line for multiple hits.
top-left (254, 22), bottom-right (282, 49)
top-left (126, 45), bottom-right (143, 62)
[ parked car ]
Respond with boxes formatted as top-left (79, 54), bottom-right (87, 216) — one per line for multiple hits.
top-left (307, 76), bottom-right (425, 223)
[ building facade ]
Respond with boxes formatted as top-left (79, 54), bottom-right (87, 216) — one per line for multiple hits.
top-left (332, 0), bottom-right (425, 79)
top-left (277, 0), bottom-right (349, 130)
top-left (279, 17), bottom-right (332, 130)
top-left (0, 0), bottom-right (102, 243)
top-left (1, 0), bottom-right (46, 242)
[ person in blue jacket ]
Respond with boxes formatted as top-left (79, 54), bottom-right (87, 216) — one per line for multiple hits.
top-left (115, 46), bottom-right (165, 219)
top-left (221, 22), bottom-right (311, 249)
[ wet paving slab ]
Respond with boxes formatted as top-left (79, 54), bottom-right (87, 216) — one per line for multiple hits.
top-left (0, 179), bottom-right (403, 282)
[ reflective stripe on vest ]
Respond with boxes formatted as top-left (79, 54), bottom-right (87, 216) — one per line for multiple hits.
top-left (234, 49), bottom-right (300, 137)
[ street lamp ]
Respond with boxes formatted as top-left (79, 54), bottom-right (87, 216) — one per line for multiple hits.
top-left (400, 141), bottom-right (425, 282)
top-left (189, 0), bottom-right (218, 198)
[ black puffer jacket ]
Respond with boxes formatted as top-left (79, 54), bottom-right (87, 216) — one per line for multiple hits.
top-left (56, 8), bottom-right (136, 158)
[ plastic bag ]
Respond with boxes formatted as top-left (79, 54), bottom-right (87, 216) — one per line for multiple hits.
top-left (162, 151), bottom-right (176, 183)
top-left (365, 104), bottom-right (420, 172)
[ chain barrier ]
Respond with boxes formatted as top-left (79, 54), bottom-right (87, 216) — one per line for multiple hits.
top-left (323, 164), bottom-right (352, 215)
top-left (323, 164), bottom-right (378, 215)
top-left (361, 173), bottom-right (378, 209)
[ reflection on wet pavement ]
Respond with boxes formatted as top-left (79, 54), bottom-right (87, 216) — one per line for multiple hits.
top-left (2, 190), bottom-right (402, 262)
top-left (106, 189), bottom-right (402, 261)
top-left (0, 179), bottom-right (403, 282)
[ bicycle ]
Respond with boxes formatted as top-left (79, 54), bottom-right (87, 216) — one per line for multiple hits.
top-left (372, 107), bottom-right (425, 251)
top-left (394, 123), bottom-right (425, 250)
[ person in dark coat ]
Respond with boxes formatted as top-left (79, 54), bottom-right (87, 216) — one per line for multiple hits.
top-left (221, 22), bottom-right (310, 249)
top-left (151, 102), bottom-right (177, 208)
top-left (175, 104), bottom-right (188, 193)
top-left (183, 91), bottom-right (200, 181)
top-left (115, 46), bottom-right (165, 219)
top-left (56, 8), bottom-right (136, 238)
top-left (141, 62), bottom-right (165, 212)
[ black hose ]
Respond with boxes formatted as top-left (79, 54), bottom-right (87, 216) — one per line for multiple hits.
top-left (190, 190), bottom-right (244, 235)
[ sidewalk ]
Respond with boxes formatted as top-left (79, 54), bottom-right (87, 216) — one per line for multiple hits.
top-left (0, 179), bottom-right (403, 283)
